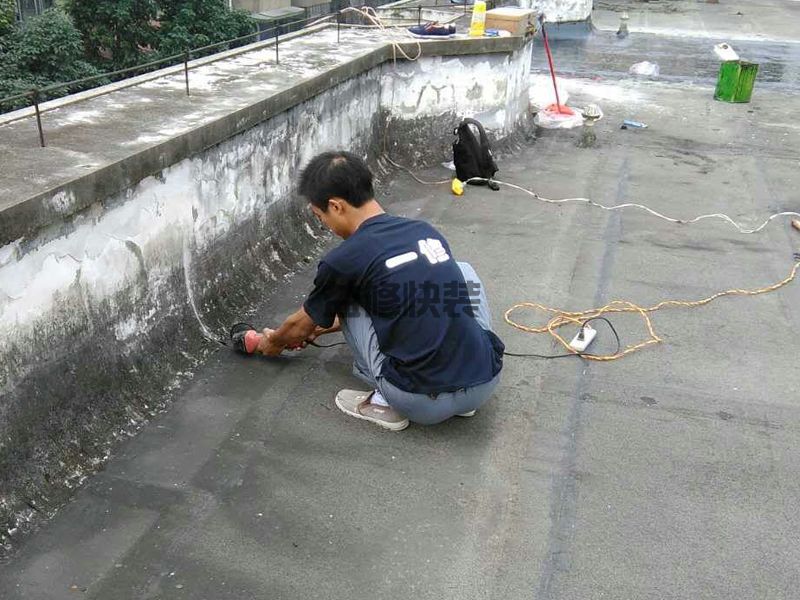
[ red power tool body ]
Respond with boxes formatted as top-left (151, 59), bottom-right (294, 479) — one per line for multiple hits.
top-left (230, 322), bottom-right (262, 354)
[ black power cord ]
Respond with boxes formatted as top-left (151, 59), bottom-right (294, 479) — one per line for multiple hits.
top-left (310, 318), bottom-right (623, 355)
top-left (308, 340), bottom-right (347, 348)
top-left (503, 317), bottom-right (621, 360)
top-left (224, 317), bottom-right (621, 357)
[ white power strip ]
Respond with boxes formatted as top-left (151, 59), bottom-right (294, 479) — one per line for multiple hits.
top-left (569, 325), bottom-right (597, 353)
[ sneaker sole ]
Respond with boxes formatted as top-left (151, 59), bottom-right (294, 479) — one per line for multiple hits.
top-left (335, 396), bottom-right (410, 431)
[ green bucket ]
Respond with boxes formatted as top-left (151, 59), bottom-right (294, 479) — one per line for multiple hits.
top-left (714, 60), bottom-right (758, 103)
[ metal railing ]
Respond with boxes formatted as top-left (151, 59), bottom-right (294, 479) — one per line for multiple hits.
top-left (0, 13), bottom-right (337, 140)
top-left (0, 2), bottom-right (483, 147)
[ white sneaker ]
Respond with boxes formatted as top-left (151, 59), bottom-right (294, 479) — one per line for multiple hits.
top-left (334, 390), bottom-right (409, 431)
top-left (457, 410), bottom-right (477, 417)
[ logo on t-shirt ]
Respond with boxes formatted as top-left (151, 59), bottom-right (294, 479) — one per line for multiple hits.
top-left (418, 238), bottom-right (450, 265)
top-left (385, 238), bottom-right (451, 269)
top-left (385, 251), bottom-right (418, 269)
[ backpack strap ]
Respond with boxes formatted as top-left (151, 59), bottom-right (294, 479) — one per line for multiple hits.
top-left (460, 118), bottom-right (491, 153)
top-left (460, 117), bottom-right (497, 183)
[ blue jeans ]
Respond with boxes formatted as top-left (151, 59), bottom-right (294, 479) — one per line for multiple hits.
top-left (339, 262), bottom-right (501, 425)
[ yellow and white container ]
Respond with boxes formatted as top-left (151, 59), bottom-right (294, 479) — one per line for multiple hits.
top-left (468, 0), bottom-right (487, 37)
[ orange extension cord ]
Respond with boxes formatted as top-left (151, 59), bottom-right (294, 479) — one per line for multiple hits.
top-left (504, 260), bottom-right (800, 361)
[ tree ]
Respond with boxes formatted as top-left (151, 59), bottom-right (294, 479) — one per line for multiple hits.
top-left (0, 1), bottom-right (256, 112)
top-left (0, 9), bottom-right (101, 111)
top-left (62, 0), bottom-right (159, 69)
top-left (156, 0), bottom-right (255, 59)
top-left (0, 0), bottom-right (14, 37)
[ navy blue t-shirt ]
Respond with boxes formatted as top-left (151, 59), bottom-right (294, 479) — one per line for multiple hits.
top-left (303, 214), bottom-right (504, 394)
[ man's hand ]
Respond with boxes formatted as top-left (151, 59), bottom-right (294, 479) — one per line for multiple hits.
top-left (306, 325), bottom-right (329, 344)
top-left (256, 328), bottom-right (285, 357)
top-left (258, 308), bottom-right (321, 354)
top-left (284, 326), bottom-right (324, 351)
top-left (285, 317), bottom-right (342, 351)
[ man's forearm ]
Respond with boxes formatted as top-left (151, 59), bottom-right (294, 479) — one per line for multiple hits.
top-left (270, 308), bottom-right (317, 348)
top-left (314, 316), bottom-right (341, 336)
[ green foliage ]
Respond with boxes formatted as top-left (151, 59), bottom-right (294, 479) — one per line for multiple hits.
top-left (0, 1), bottom-right (256, 112)
top-left (0, 9), bottom-right (102, 111)
top-left (9, 8), bottom-right (91, 77)
top-left (60, 0), bottom-right (255, 68)
top-left (157, 0), bottom-right (255, 59)
top-left (0, 0), bottom-right (14, 37)
top-left (62, 0), bottom-right (160, 69)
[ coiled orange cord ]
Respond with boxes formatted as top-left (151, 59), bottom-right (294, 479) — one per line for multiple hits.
top-left (504, 261), bottom-right (800, 361)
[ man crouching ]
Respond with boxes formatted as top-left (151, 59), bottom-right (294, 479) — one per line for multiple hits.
top-left (255, 151), bottom-right (504, 431)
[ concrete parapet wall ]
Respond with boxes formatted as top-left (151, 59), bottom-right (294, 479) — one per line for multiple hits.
top-left (0, 31), bottom-right (533, 547)
top-left (381, 40), bottom-right (534, 164)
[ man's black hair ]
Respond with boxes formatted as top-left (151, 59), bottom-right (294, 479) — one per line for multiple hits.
top-left (298, 151), bottom-right (375, 211)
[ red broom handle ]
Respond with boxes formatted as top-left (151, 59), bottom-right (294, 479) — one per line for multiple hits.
top-left (541, 21), bottom-right (562, 109)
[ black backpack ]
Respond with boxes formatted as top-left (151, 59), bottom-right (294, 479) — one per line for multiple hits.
top-left (452, 118), bottom-right (499, 188)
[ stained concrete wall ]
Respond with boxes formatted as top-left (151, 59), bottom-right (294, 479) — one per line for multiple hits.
top-left (381, 41), bottom-right (534, 164)
top-left (0, 34), bottom-right (533, 547)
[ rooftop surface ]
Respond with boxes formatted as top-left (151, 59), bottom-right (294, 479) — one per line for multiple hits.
top-left (2, 2), bottom-right (800, 598)
top-left (592, 0), bottom-right (800, 42)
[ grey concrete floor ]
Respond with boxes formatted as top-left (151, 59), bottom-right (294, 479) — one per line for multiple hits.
top-left (534, 29), bottom-right (800, 93)
top-left (592, 0), bottom-right (800, 43)
top-left (2, 77), bottom-right (799, 600)
top-left (3, 5), bottom-right (800, 600)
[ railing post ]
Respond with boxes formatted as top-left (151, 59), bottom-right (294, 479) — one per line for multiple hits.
top-left (31, 89), bottom-right (45, 148)
top-left (417, 5), bottom-right (421, 24)
top-left (183, 51), bottom-right (190, 96)
top-left (337, 10), bottom-right (340, 44)
top-left (275, 29), bottom-right (280, 64)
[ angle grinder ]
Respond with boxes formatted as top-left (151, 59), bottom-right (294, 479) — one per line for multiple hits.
top-left (229, 321), bottom-right (346, 354)
top-left (229, 322), bottom-right (262, 354)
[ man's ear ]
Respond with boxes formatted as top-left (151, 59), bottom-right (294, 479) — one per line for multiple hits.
top-left (328, 197), bottom-right (346, 215)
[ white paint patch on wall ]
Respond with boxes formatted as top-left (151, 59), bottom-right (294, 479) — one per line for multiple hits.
top-left (380, 45), bottom-right (533, 134)
top-left (0, 241), bottom-right (20, 268)
top-left (519, 0), bottom-right (592, 23)
top-left (382, 55), bottom-right (500, 129)
top-left (0, 167), bottom-right (191, 331)
top-left (504, 43), bottom-right (535, 131)
top-left (114, 309), bottom-right (157, 342)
